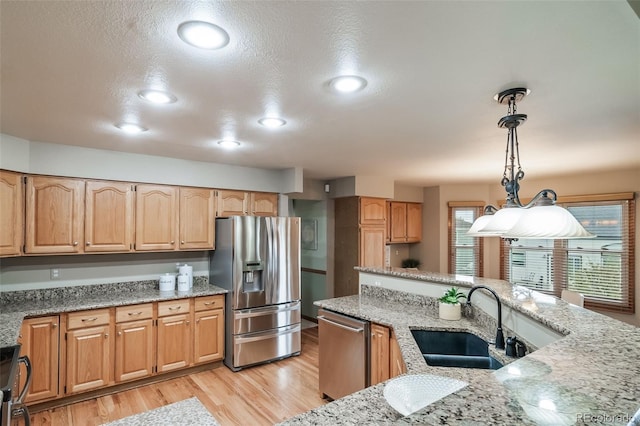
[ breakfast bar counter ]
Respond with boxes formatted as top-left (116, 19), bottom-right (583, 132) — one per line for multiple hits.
top-left (281, 268), bottom-right (640, 425)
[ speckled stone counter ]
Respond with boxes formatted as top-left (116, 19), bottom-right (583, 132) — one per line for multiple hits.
top-left (0, 276), bottom-right (227, 347)
top-left (281, 268), bottom-right (640, 426)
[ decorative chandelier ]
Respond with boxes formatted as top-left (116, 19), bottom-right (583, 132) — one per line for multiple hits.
top-left (467, 87), bottom-right (594, 240)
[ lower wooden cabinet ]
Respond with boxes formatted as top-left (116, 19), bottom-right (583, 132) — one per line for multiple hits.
top-left (18, 316), bottom-right (60, 403)
top-left (157, 299), bottom-right (192, 373)
top-left (115, 303), bottom-right (154, 383)
top-left (65, 309), bottom-right (113, 394)
top-left (370, 323), bottom-right (406, 386)
top-left (193, 295), bottom-right (225, 364)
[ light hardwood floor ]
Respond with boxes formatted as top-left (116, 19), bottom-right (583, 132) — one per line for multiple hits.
top-left (30, 327), bottom-right (325, 425)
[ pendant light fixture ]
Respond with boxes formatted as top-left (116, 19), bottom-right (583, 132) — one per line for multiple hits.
top-left (467, 87), bottom-right (594, 240)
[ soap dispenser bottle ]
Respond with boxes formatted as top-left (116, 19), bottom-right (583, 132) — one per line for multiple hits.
top-left (505, 336), bottom-right (518, 357)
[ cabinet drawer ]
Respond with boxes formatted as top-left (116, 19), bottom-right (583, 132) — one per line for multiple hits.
top-left (115, 303), bottom-right (153, 323)
top-left (158, 299), bottom-right (191, 317)
top-left (194, 295), bottom-right (224, 312)
top-left (67, 308), bottom-right (111, 329)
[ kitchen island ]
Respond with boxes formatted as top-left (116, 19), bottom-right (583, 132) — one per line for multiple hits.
top-left (281, 268), bottom-right (640, 425)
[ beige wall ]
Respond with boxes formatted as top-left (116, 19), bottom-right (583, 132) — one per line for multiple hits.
top-left (417, 167), bottom-right (640, 326)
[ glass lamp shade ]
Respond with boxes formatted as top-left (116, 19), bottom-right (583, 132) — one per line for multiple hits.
top-left (475, 207), bottom-right (526, 236)
top-left (503, 205), bottom-right (595, 239)
top-left (467, 214), bottom-right (501, 236)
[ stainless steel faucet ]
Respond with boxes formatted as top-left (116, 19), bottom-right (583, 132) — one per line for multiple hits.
top-left (466, 285), bottom-right (505, 349)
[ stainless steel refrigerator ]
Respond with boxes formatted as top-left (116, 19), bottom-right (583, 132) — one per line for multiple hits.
top-left (210, 216), bottom-right (301, 371)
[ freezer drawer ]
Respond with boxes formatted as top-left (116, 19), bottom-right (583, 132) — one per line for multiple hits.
top-left (318, 309), bottom-right (370, 400)
top-left (233, 323), bottom-right (301, 369)
top-left (233, 301), bottom-right (301, 335)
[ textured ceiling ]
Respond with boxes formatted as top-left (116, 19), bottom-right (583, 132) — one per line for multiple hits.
top-left (1, 1), bottom-right (638, 186)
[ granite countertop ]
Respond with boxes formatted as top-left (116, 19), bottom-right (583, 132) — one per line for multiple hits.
top-left (282, 267), bottom-right (640, 426)
top-left (0, 277), bottom-right (227, 347)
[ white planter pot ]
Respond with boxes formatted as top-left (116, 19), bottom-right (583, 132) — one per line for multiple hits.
top-left (439, 302), bottom-right (461, 321)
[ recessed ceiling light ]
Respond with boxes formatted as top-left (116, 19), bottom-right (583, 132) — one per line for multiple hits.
top-left (328, 75), bottom-right (367, 93)
top-left (177, 20), bottom-right (230, 50)
top-left (115, 122), bottom-right (147, 134)
top-left (217, 140), bottom-right (241, 149)
top-left (258, 117), bottom-right (286, 128)
top-left (138, 89), bottom-right (177, 104)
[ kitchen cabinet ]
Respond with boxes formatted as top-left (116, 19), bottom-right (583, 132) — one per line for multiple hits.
top-left (18, 316), bottom-right (60, 403)
top-left (370, 323), bottom-right (390, 386)
top-left (114, 304), bottom-right (154, 383)
top-left (335, 197), bottom-right (387, 297)
top-left (179, 187), bottom-right (215, 250)
top-left (25, 176), bottom-right (85, 254)
top-left (85, 180), bottom-right (134, 252)
top-left (193, 295), bottom-right (225, 364)
top-left (388, 201), bottom-right (422, 243)
top-left (0, 170), bottom-right (23, 257)
top-left (157, 299), bottom-right (192, 372)
top-left (135, 184), bottom-right (178, 251)
top-left (216, 190), bottom-right (278, 217)
top-left (65, 308), bottom-right (113, 394)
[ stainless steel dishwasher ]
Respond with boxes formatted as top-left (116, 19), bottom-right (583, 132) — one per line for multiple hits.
top-left (318, 309), bottom-right (370, 400)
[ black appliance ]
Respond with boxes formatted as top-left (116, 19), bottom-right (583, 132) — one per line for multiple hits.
top-left (1, 345), bottom-right (31, 426)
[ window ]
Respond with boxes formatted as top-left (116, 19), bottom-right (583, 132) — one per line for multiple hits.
top-left (448, 202), bottom-right (484, 276)
top-left (501, 194), bottom-right (635, 313)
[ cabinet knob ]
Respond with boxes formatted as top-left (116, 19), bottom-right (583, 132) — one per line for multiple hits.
top-left (104, 334), bottom-right (109, 339)
top-left (118, 331), bottom-right (122, 336)
top-left (170, 241), bottom-right (175, 245)
top-left (196, 319), bottom-right (200, 323)
top-left (181, 240), bottom-right (185, 244)
top-left (186, 320), bottom-right (190, 326)
top-left (73, 241), bottom-right (78, 246)
top-left (86, 242), bottom-right (91, 246)
top-left (52, 323), bottom-right (58, 328)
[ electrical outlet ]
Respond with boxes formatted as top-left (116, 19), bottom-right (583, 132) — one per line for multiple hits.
top-left (50, 268), bottom-right (60, 280)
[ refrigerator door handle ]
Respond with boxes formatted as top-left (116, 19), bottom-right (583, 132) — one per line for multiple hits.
top-left (235, 324), bottom-right (300, 344)
top-left (235, 303), bottom-right (299, 318)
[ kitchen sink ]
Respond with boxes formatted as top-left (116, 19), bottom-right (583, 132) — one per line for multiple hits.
top-left (410, 330), bottom-right (503, 370)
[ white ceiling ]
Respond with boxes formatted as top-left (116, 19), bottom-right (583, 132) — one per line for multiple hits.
top-left (1, 1), bottom-right (639, 186)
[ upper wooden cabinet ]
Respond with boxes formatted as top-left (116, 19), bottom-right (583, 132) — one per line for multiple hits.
top-left (85, 180), bottom-right (134, 252)
top-left (135, 184), bottom-right (178, 251)
top-left (25, 176), bottom-right (85, 254)
top-left (388, 201), bottom-right (422, 243)
top-left (359, 197), bottom-right (386, 225)
top-left (0, 170), bottom-right (23, 257)
top-left (217, 190), bottom-right (278, 217)
top-left (250, 192), bottom-right (278, 216)
top-left (179, 187), bottom-right (215, 250)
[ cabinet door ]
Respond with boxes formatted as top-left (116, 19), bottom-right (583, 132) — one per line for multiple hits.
top-left (135, 184), bottom-right (178, 251)
top-left (216, 190), bottom-right (248, 216)
top-left (0, 170), bottom-right (23, 256)
top-left (157, 314), bottom-right (191, 372)
top-left (115, 319), bottom-right (154, 382)
top-left (359, 226), bottom-right (385, 267)
top-left (85, 180), bottom-right (134, 252)
top-left (250, 192), bottom-right (278, 216)
top-left (66, 325), bottom-right (111, 394)
top-left (406, 203), bottom-right (422, 243)
top-left (193, 309), bottom-right (224, 364)
top-left (389, 202), bottom-right (408, 242)
top-left (359, 197), bottom-right (387, 225)
top-left (370, 323), bottom-right (390, 386)
top-left (18, 316), bottom-right (60, 402)
top-left (179, 187), bottom-right (215, 250)
top-left (390, 331), bottom-right (406, 378)
top-left (25, 176), bottom-right (84, 254)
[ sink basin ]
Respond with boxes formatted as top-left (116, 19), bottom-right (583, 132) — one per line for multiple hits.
top-left (411, 330), bottom-right (503, 370)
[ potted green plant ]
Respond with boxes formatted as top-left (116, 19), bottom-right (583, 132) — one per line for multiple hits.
top-left (401, 258), bottom-right (420, 269)
top-left (438, 287), bottom-right (466, 320)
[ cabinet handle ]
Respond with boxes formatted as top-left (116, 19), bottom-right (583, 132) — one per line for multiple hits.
top-left (168, 306), bottom-right (182, 311)
top-left (196, 319), bottom-right (200, 323)
top-left (81, 317), bottom-right (98, 322)
top-left (104, 334), bottom-right (109, 339)
top-left (73, 241), bottom-right (78, 246)
top-left (52, 323), bottom-right (58, 328)
top-left (86, 242), bottom-right (91, 246)
top-left (204, 301), bottom-right (216, 306)
top-left (186, 320), bottom-right (190, 325)
top-left (128, 311), bottom-right (143, 316)
top-left (170, 240), bottom-right (175, 244)
top-left (118, 331), bottom-right (122, 336)
top-left (181, 240), bottom-right (185, 244)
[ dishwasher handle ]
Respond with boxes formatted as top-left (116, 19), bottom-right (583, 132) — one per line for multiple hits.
top-left (318, 315), bottom-right (364, 333)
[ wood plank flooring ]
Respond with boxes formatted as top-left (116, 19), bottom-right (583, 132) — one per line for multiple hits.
top-left (30, 327), bottom-right (326, 425)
